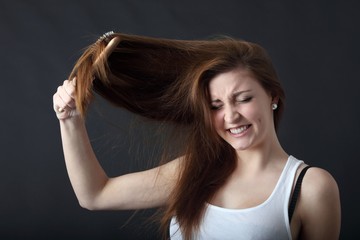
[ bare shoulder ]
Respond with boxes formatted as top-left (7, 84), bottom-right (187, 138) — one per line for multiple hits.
top-left (298, 167), bottom-right (341, 239)
top-left (302, 167), bottom-right (339, 200)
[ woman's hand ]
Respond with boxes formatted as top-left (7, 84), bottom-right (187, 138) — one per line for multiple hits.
top-left (53, 78), bottom-right (78, 120)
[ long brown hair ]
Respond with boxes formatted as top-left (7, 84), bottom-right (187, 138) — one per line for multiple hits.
top-left (68, 33), bottom-right (285, 239)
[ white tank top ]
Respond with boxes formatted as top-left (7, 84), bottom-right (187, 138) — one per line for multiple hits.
top-left (169, 155), bottom-right (303, 240)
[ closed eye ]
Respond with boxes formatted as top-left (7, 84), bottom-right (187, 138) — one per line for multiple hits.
top-left (210, 100), bottom-right (223, 110)
top-left (210, 104), bottom-right (223, 110)
top-left (237, 96), bottom-right (253, 103)
top-left (232, 90), bottom-right (252, 103)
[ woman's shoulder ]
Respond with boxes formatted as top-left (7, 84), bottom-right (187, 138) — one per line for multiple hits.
top-left (301, 167), bottom-right (339, 199)
top-left (297, 166), bottom-right (341, 239)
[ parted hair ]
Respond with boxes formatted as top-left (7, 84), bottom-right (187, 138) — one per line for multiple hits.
top-left (68, 32), bottom-right (285, 240)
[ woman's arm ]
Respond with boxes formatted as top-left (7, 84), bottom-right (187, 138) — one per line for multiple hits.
top-left (53, 79), bottom-right (179, 210)
top-left (298, 167), bottom-right (341, 239)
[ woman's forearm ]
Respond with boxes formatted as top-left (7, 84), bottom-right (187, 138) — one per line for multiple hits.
top-left (60, 116), bottom-right (108, 209)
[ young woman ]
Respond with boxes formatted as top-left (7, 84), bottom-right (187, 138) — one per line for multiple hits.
top-left (53, 32), bottom-right (341, 239)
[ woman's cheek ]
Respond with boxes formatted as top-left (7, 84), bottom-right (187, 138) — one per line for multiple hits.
top-left (212, 112), bottom-right (224, 132)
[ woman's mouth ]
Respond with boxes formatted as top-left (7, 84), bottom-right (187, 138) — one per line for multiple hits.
top-left (228, 125), bottom-right (251, 135)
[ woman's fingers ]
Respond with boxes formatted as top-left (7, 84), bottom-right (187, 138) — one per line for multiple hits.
top-left (53, 78), bottom-right (79, 120)
top-left (71, 77), bottom-right (77, 86)
top-left (62, 80), bottom-right (76, 107)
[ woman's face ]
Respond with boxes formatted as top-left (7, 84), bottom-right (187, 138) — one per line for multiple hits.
top-left (208, 68), bottom-right (276, 151)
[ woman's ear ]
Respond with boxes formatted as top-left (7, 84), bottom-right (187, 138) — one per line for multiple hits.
top-left (271, 96), bottom-right (279, 110)
top-left (272, 96), bottom-right (279, 105)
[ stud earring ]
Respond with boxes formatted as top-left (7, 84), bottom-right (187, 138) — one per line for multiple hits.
top-left (272, 103), bottom-right (278, 110)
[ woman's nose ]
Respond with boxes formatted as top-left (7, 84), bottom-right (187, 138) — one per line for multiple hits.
top-left (224, 106), bottom-right (240, 123)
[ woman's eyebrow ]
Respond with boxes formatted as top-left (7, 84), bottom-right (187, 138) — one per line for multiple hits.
top-left (232, 90), bottom-right (251, 98)
top-left (210, 90), bottom-right (252, 102)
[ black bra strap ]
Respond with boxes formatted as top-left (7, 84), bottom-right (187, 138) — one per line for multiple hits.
top-left (288, 165), bottom-right (312, 222)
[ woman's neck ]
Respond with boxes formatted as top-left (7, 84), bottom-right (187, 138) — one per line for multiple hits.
top-left (234, 135), bottom-right (288, 174)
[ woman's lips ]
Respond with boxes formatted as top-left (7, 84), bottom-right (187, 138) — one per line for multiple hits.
top-left (228, 124), bottom-right (251, 135)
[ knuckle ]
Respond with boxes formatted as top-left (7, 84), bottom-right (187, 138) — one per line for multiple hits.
top-left (69, 90), bottom-right (76, 98)
top-left (64, 84), bottom-right (76, 97)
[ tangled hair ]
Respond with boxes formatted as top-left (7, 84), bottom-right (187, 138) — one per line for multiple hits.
top-left (68, 33), bottom-right (285, 239)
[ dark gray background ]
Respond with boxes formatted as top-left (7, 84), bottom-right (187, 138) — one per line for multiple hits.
top-left (1, 0), bottom-right (359, 239)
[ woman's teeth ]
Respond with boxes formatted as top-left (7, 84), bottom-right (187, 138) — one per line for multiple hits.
top-left (229, 125), bottom-right (249, 134)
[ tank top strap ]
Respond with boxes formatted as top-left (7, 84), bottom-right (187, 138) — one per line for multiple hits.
top-left (276, 155), bottom-right (304, 239)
